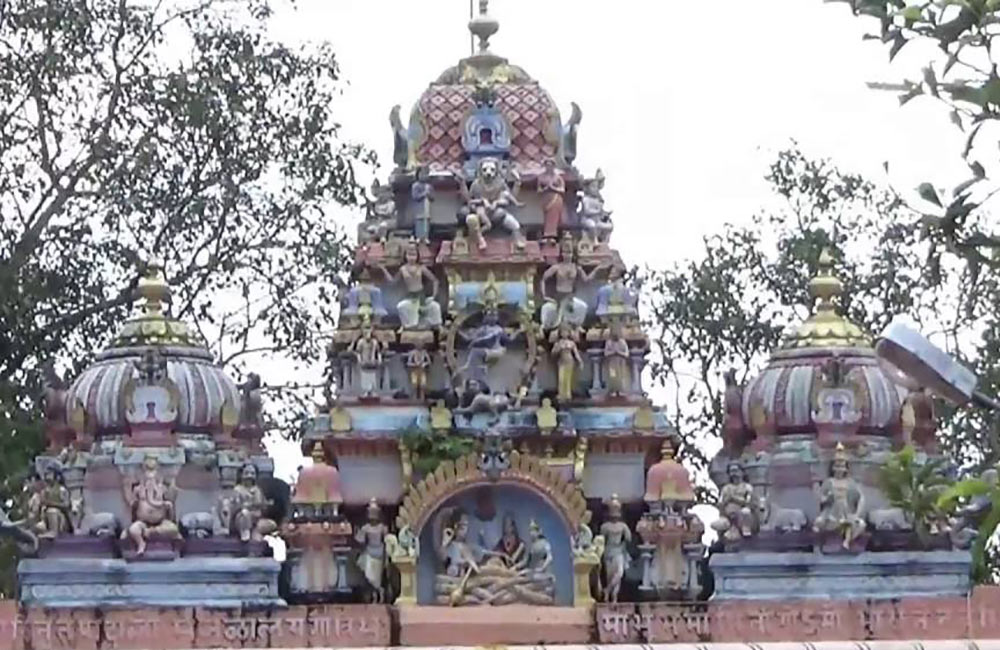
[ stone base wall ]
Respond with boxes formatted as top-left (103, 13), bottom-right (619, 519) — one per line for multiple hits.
top-left (5, 588), bottom-right (1000, 648)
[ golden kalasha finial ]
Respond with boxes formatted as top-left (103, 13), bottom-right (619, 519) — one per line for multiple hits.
top-left (136, 260), bottom-right (171, 316)
top-left (809, 248), bottom-right (844, 313)
top-left (367, 497), bottom-right (381, 517)
top-left (834, 441), bottom-right (849, 462)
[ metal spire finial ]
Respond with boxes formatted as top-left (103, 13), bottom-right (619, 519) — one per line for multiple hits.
top-left (468, 0), bottom-right (499, 54)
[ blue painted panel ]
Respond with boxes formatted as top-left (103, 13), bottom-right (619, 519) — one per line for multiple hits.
top-left (416, 484), bottom-right (573, 606)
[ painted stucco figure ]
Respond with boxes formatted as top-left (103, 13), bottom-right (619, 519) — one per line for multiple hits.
top-left (28, 466), bottom-right (71, 538)
top-left (537, 157), bottom-right (566, 240)
top-left (231, 463), bottom-right (276, 543)
top-left (603, 321), bottom-right (630, 396)
top-left (552, 323), bottom-right (583, 402)
top-left (377, 240), bottom-right (442, 330)
top-left (711, 461), bottom-right (757, 543)
top-left (456, 157), bottom-right (526, 251)
top-left (356, 498), bottom-right (389, 603)
top-left (540, 234), bottom-right (605, 330)
top-left (122, 454), bottom-right (182, 556)
top-left (813, 444), bottom-right (867, 549)
top-left (600, 494), bottom-right (632, 603)
top-left (351, 326), bottom-right (384, 397)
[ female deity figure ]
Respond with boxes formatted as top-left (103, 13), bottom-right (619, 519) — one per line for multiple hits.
top-left (540, 234), bottom-right (607, 330)
top-left (405, 343), bottom-right (432, 400)
top-left (455, 157), bottom-right (526, 251)
top-left (603, 321), bottom-right (631, 396)
top-left (377, 241), bottom-right (442, 330)
top-left (487, 512), bottom-right (526, 569)
top-left (600, 494), bottom-right (632, 603)
top-left (552, 323), bottom-right (583, 402)
top-left (537, 157), bottom-right (565, 240)
top-left (351, 326), bottom-right (383, 397)
top-left (355, 498), bottom-right (389, 603)
top-left (411, 165), bottom-right (434, 243)
top-left (578, 169), bottom-right (613, 246)
top-left (813, 443), bottom-right (867, 549)
top-left (711, 461), bottom-right (757, 542)
top-left (231, 463), bottom-right (277, 543)
top-left (123, 455), bottom-right (181, 555)
top-left (526, 519), bottom-right (554, 579)
top-left (29, 466), bottom-right (71, 538)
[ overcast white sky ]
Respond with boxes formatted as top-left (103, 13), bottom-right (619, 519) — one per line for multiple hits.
top-left (261, 0), bottom-right (969, 479)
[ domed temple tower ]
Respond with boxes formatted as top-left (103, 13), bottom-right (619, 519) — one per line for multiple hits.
top-left (707, 250), bottom-right (970, 600)
top-left (303, 2), bottom-right (702, 608)
top-left (18, 264), bottom-right (285, 608)
top-left (4, 3), bottom-right (983, 647)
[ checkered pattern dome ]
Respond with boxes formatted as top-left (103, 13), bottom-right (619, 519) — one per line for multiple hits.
top-left (414, 81), bottom-right (560, 176)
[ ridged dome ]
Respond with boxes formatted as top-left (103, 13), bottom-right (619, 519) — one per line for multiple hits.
top-left (67, 265), bottom-right (240, 437)
top-left (741, 251), bottom-right (905, 438)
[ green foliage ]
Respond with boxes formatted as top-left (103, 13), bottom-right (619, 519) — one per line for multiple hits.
top-left (878, 445), bottom-right (951, 543)
top-left (938, 471), bottom-right (1000, 582)
top-left (646, 146), bottom-right (1000, 511)
top-left (830, 0), bottom-right (1000, 290)
top-left (0, 0), bottom-right (373, 596)
top-left (401, 427), bottom-right (478, 477)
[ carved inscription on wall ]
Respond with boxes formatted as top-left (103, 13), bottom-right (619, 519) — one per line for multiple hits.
top-left (596, 594), bottom-right (988, 644)
top-left (0, 604), bottom-right (390, 650)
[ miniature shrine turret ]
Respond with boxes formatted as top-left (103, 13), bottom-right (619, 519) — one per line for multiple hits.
top-left (17, 263), bottom-right (287, 608)
top-left (707, 250), bottom-right (970, 600)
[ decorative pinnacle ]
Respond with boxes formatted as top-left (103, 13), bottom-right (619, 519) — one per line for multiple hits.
top-left (136, 260), bottom-right (170, 316)
top-left (661, 437), bottom-right (675, 460)
top-left (469, 0), bottom-right (499, 54)
top-left (808, 248), bottom-right (844, 312)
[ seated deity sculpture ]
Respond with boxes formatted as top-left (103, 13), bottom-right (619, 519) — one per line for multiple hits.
top-left (540, 234), bottom-right (606, 331)
top-left (376, 240), bottom-right (442, 330)
top-left (434, 507), bottom-right (556, 606)
top-left (362, 179), bottom-right (398, 243)
top-left (122, 454), bottom-right (182, 555)
top-left (341, 267), bottom-right (388, 325)
top-left (455, 157), bottom-right (526, 251)
top-left (813, 443), bottom-right (867, 549)
top-left (485, 512), bottom-right (526, 568)
top-left (595, 265), bottom-right (639, 321)
top-left (231, 463), bottom-right (277, 542)
top-left (578, 170), bottom-right (613, 246)
top-left (711, 461), bottom-right (757, 542)
top-left (28, 466), bottom-right (71, 538)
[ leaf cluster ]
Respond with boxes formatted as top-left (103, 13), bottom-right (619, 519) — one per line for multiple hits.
top-left (878, 444), bottom-right (952, 543)
top-left (401, 427), bottom-right (478, 477)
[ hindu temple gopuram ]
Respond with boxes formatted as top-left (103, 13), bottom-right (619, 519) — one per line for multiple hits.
top-left (5, 3), bottom-right (1000, 649)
